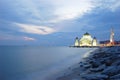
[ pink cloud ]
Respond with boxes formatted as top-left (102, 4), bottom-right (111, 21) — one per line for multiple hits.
top-left (23, 36), bottom-right (36, 41)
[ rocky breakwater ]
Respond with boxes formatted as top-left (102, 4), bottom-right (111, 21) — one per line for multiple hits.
top-left (57, 46), bottom-right (120, 80)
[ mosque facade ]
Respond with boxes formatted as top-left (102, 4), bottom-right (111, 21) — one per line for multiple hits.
top-left (74, 32), bottom-right (98, 47)
top-left (73, 28), bottom-right (120, 47)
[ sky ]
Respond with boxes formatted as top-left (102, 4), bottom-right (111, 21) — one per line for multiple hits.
top-left (0, 0), bottom-right (120, 46)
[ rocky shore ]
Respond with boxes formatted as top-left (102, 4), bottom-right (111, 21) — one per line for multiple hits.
top-left (57, 46), bottom-right (120, 80)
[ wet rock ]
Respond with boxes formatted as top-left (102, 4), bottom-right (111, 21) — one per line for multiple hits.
top-left (91, 61), bottom-right (101, 68)
top-left (110, 74), bottom-right (120, 79)
top-left (90, 64), bottom-right (106, 72)
top-left (112, 60), bottom-right (120, 66)
top-left (102, 66), bottom-right (120, 76)
top-left (81, 73), bottom-right (108, 80)
top-left (83, 64), bottom-right (91, 69)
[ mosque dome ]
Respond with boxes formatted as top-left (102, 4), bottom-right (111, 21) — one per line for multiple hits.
top-left (74, 32), bottom-right (98, 47)
top-left (79, 32), bottom-right (93, 46)
top-left (84, 32), bottom-right (90, 36)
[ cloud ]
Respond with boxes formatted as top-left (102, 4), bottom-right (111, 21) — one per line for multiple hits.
top-left (93, 0), bottom-right (120, 12)
top-left (14, 23), bottom-right (56, 35)
top-left (0, 34), bottom-right (21, 40)
top-left (110, 0), bottom-right (120, 11)
top-left (46, 0), bottom-right (95, 22)
top-left (0, 33), bottom-right (36, 41)
top-left (23, 36), bottom-right (36, 41)
top-left (1, 0), bottom-right (119, 24)
top-left (0, 0), bottom-right (95, 23)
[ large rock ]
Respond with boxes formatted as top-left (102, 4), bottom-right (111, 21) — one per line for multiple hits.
top-left (81, 73), bottom-right (108, 80)
top-left (110, 74), bottom-right (120, 79)
top-left (102, 66), bottom-right (120, 76)
top-left (90, 64), bottom-right (106, 72)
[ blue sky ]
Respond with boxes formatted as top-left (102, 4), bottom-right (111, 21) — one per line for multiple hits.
top-left (0, 0), bottom-right (120, 46)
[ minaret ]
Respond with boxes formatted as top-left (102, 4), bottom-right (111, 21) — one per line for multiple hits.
top-left (92, 37), bottom-right (97, 46)
top-left (74, 37), bottom-right (79, 46)
top-left (110, 28), bottom-right (114, 43)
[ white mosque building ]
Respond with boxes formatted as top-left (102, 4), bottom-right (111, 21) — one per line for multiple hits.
top-left (74, 32), bottom-right (98, 47)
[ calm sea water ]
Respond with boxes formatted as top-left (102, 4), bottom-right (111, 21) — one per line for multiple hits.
top-left (0, 46), bottom-right (96, 80)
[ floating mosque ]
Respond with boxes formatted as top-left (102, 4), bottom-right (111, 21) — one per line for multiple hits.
top-left (73, 28), bottom-right (120, 47)
top-left (74, 32), bottom-right (98, 47)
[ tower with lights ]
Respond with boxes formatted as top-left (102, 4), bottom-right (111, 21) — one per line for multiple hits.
top-left (110, 28), bottom-right (115, 46)
top-left (110, 28), bottom-right (114, 42)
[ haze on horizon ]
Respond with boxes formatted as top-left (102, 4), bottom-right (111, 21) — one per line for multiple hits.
top-left (0, 0), bottom-right (120, 46)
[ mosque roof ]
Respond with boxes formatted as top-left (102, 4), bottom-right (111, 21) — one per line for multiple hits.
top-left (84, 32), bottom-right (90, 35)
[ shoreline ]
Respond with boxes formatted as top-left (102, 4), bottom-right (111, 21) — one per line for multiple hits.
top-left (46, 48), bottom-right (98, 80)
top-left (56, 46), bottom-right (120, 80)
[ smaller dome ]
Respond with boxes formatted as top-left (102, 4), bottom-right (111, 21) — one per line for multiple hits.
top-left (84, 32), bottom-right (90, 35)
top-left (93, 37), bottom-right (96, 39)
top-left (76, 37), bottom-right (78, 39)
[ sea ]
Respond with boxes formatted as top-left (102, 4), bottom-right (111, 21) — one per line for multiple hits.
top-left (0, 46), bottom-right (97, 80)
